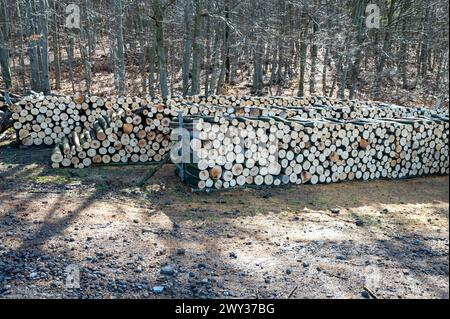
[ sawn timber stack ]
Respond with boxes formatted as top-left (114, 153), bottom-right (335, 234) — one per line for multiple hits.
top-left (9, 94), bottom-right (449, 189)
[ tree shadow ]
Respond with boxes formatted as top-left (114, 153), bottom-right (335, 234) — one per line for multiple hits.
top-left (0, 145), bottom-right (448, 298)
top-left (151, 210), bottom-right (449, 298)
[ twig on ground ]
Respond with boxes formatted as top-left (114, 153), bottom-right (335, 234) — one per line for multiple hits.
top-left (139, 153), bottom-right (171, 188)
top-left (363, 286), bottom-right (378, 299)
top-left (287, 286), bottom-right (298, 299)
top-left (255, 288), bottom-right (260, 299)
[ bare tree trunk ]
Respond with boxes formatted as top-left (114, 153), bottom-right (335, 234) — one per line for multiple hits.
top-left (322, 44), bottom-right (330, 96)
top-left (339, 48), bottom-right (352, 99)
top-left (204, 12), bottom-right (211, 97)
top-left (153, 0), bottom-right (169, 98)
top-left (0, 0), bottom-right (11, 93)
top-left (297, 26), bottom-right (308, 96)
top-left (108, 19), bottom-right (117, 92)
top-left (210, 27), bottom-right (220, 94)
top-left (168, 45), bottom-right (175, 97)
top-left (181, 0), bottom-right (191, 96)
top-left (51, 0), bottom-right (61, 90)
top-left (420, 9), bottom-right (430, 79)
top-left (80, 28), bottom-right (91, 94)
top-left (252, 39), bottom-right (263, 96)
top-left (434, 52), bottom-right (445, 96)
top-left (190, 0), bottom-right (203, 96)
top-left (216, 0), bottom-right (230, 94)
top-left (114, 0), bottom-right (125, 95)
top-left (224, 0), bottom-right (231, 86)
top-left (0, 27), bottom-right (12, 91)
top-left (15, 0), bottom-right (26, 91)
top-left (137, 3), bottom-right (147, 94)
top-left (349, 0), bottom-right (365, 100)
top-left (309, 14), bottom-right (319, 94)
top-left (24, 0), bottom-right (40, 91)
top-left (276, 44), bottom-right (284, 93)
top-left (269, 41), bottom-right (277, 91)
top-left (65, 36), bottom-right (76, 94)
top-left (375, 0), bottom-right (396, 92)
top-left (148, 45), bottom-right (156, 96)
top-left (329, 57), bottom-right (340, 97)
top-left (38, 0), bottom-right (51, 95)
top-left (85, 0), bottom-right (95, 58)
top-left (399, 15), bottom-right (408, 89)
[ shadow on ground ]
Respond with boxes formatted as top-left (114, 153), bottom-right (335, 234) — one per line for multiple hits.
top-left (0, 144), bottom-right (448, 298)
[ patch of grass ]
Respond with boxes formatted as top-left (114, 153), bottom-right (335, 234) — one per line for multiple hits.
top-left (0, 140), bottom-right (13, 147)
top-left (390, 212), bottom-right (425, 228)
top-left (35, 174), bottom-right (71, 185)
top-left (437, 207), bottom-right (449, 220)
top-left (0, 129), bottom-right (15, 147)
top-left (169, 194), bottom-right (195, 206)
top-left (14, 165), bottom-right (44, 180)
top-left (223, 195), bottom-right (252, 207)
top-left (183, 211), bottom-right (195, 220)
top-left (66, 169), bottom-right (87, 178)
top-left (182, 210), bottom-right (210, 221)
top-left (31, 167), bottom-right (77, 185)
top-left (94, 183), bottom-right (110, 193)
top-left (205, 214), bottom-right (218, 222)
top-left (348, 211), bottom-right (380, 227)
top-left (278, 211), bottom-right (291, 220)
top-left (290, 199), bottom-right (305, 206)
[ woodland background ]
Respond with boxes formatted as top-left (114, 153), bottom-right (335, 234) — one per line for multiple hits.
top-left (0, 0), bottom-right (449, 107)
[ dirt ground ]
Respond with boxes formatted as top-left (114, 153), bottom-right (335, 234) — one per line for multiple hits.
top-left (0, 144), bottom-right (448, 299)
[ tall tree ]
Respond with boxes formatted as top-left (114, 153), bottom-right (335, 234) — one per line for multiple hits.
top-left (0, 21), bottom-right (12, 92)
top-left (181, 0), bottom-right (191, 96)
top-left (349, 0), bottom-right (365, 100)
top-left (38, 0), bottom-right (50, 95)
top-left (24, 0), bottom-right (40, 91)
top-left (253, 38), bottom-right (264, 95)
top-left (297, 5), bottom-right (309, 97)
top-left (50, 0), bottom-right (61, 90)
top-left (216, 0), bottom-right (231, 94)
top-left (190, 0), bottom-right (204, 95)
top-left (114, 0), bottom-right (125, 95)
top-left (152, 0), bottom-right (169, 98)
top-left (309, 12), bottom-right (319, 95)
top-left (0, 0), bottom-right (447, 102)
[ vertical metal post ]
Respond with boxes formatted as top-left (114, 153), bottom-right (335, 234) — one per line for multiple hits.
top-left (4, 92), bottom-right (12, 105)
top-left (178, 111), bottom-right (185, 181)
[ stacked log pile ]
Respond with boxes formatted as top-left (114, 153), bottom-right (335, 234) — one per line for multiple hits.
top-left (45, 96), bottom-right (265, 168)
top-left (9, 94), bottom-right (177, 167)
top-left (1, 91), bottom-right (22, 107)
top-left (0, 91), bottom-right (23, 135)
top-left (179, 95), bottom-right (448, 116)
top-left (46, 96), bottom-right (178, 168)
top-left (8, 93), bottom-right (449, 185)
top-left (173, 116), bottom-right (284, 190)
top-left (11, 94), bottom-right (447, 147)
top-left (174, 114), bottom-right (449, 190)
top-left (9, 95), bottom-right (291, 167)
top-left (177, 95), bottom-right (447, 121)
top-left (0, 109), bottom-right (12, 133)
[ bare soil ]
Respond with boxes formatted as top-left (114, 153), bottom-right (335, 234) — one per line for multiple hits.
top-left (0, 144), bottom-right (448, 299)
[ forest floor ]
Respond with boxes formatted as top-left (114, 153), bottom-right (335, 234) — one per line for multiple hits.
top-left (0, 143), bottom-right (448, 299)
